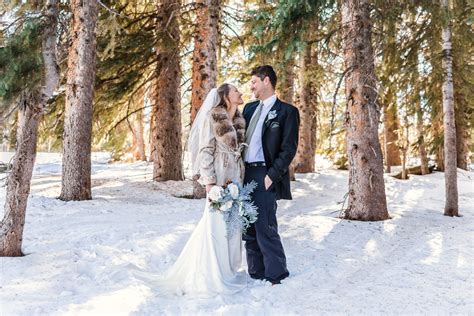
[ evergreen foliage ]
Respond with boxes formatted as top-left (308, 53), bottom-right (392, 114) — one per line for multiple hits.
top-left (0, 19), bottom-right (43, 106)
top-left (0, 0), bottom-right (471, 164)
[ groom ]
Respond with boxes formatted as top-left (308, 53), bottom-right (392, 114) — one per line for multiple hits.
top-left (242, 65), bottom-right (300, 285)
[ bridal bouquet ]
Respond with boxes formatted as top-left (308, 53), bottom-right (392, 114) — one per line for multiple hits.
top-left (208, 181), bottom-right (259, 235)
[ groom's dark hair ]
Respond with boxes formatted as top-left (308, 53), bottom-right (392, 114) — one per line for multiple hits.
top-left (251, 65), bottom-right (277, 89)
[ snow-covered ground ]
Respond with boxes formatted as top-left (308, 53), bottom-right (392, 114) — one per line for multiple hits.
top-left (0, 153), bottom-right (473, 315)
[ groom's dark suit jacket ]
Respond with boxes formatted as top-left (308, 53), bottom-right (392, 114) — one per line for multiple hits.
top-left (243, 98), bottom-right (300, 200)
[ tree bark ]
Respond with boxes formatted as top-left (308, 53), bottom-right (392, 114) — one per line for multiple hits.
top-left (60, 0), bottom-right (98, 201)
top-left (148, 79), bottom-right (156, 162)
top-left (452, 0), bottom-right (471, 171)
top-left (310, 43), bottom-right (318, 160)
top-left (415, 90), bottom-right (429, 175)
top-left (190, 0), bottom-right (219, 196)
top-left (190, 0), bottom-right (219, 124)
top-left (151, 0), bottom-right (183, 181)
top-left (436, 136), bottom-right (445, 171)
top-left (0, 106), bottom-right (39, 257)
top-left (380, 15), bottom-right (401, 173)
top-left (454, 89), bottom-right (469, 170)
top-left (131, 87), bottom-right (146, 161)
top-left (278, 58), bottom-right (295, 104)
top-left (400, 114), bottom-right (409, 180)
top-left (410, 43), bottom-right (430, 175)
top-left (132, 110), bottom-right (146, 161)
top-left (341, 0), bottom-right (389, 221)
top-left (440, 0), bottom-right (459, 216)
top-left (382, 100), bottom-right (401, 171)
top-left (0, 0), bottom-right (59, 256)
top-left (279, 58), bottom-right (297, 180)
top-left (293, 42), bottom-right (317, 173)
top-left (381, 17), bottom-right (401, 172)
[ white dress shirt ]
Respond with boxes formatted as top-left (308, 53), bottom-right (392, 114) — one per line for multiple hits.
top-left (245, 94), bottom-right (277, 163)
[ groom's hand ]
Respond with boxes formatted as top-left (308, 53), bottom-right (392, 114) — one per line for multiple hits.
top-left (264, 175), bottom-right (273, 190)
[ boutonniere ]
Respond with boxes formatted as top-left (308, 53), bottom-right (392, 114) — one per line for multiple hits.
top-left (266, 110), bottom-right (277, 123)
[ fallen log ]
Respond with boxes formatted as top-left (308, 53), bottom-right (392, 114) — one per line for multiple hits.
top-left (391, 165), bottom-right (435, 179)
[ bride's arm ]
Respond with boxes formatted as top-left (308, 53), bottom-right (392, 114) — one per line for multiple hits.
top-left (197, 116), bottom-right (217, 186)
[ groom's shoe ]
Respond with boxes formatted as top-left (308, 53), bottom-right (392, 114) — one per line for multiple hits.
top-left (266, 272), bottom-right (289, 285)
top-left (265, 278), bottom-right (281, 285)
top-left (249, 274), bottom-right (265, 280)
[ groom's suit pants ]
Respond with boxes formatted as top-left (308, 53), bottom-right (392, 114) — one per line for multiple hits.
top-left (243, 164), bottom-right (289, 283)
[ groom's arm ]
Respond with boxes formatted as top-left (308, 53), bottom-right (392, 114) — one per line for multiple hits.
top-left (242, 103), bottom-right (249, 117)
top-left (267, 106), bottom-right (300, 183)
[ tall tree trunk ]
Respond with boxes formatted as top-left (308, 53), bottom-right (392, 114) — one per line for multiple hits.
top-left (132, 109), bottom-right (146, 161)
top-left (415, 91), bottom-right (429, 175)
top-left (310, 44), bottom-right (318, 156)
top-left (435, 132), bottom-right (445, 171)
top-left (190, 0), bottom-right (219, 196)
top-left (381, 16), bottom-right (402, 172)
top-left (1, 105), bottom-right (39, 257)
top-left (452, 0), bottom-right (471, 171)
top-left (440, 0), bottom-right (459, 216)
top-left (151, 0), bottom-right (183, 181)
top-left (190, 0), bottom-right (219, 124)
top-left (59, 0), bottom-right (98, 201)
top-left (278, 58), bottom-right (295, 104)
top-left (400, 113), bottom-right (409, 180)
top-left (454, 89), bottom-right (469, 170)
top-left (0, 0), bottom-right (59, 256)
top-left (380, 15), bottom-right (401, 173)
top-left (293, 42), bottom-right (317, 173)
top-left (279, 58), bottom-right (297, 180)
top-left (409, 43), bottom-right (429, 175)
top-left (382, 99), bottom-right (402, 171)
top-left (341, 0), bottom-right (389, 221)
top-left (131, 87), bottom-right (146, 161)
top-left (148, 80), bottom-right (156, 162)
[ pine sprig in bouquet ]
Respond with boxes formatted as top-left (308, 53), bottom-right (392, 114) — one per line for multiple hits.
top-left (208, 180), bottom-right (259, 235)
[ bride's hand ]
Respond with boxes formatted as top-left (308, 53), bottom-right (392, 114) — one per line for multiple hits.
top-left (206, 184), bottom-right (215, 193)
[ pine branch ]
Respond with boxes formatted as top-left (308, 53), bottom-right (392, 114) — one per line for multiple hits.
top-left (96, 0), bottom-right (126, 18)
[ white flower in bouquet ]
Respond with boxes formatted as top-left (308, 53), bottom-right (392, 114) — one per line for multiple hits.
top-left (220, 200), bottom-right (234, 212)
top-left (228, 183), bottom-right (239, 199)
top-left (208, 186), bottom-right (224, 201)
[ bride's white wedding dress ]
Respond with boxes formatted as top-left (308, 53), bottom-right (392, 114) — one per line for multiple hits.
top-left (157, 89), bottom-right (248, 297)
top-left (159, 201), bottom-right (247, 296)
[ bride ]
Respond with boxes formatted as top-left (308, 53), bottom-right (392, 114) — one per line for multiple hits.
top-left (158, 83), bottom-right (248, 296)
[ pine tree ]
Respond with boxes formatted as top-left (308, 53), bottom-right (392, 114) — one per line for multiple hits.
top-left (59, 0), bottom-right (99, 201)
top-left (341, 0), bottom-right (389, 221)
top-left (190, 0), bottom-right (220, 197)
top-left (190, 0), bottom-right (220, 124)
top-left (440, 0), bottom-right (459, 216)
top-left (0, 0), bottom-right (60, 256)
top-left (131, 85), bottom-right (147, 161)
top-left (452, 0), bottom-right (473, 170)
top-left (293, 37), bottom-right (318, 173)
top-left (151, 0), bottom-right (183, 181)
top-left (378, 10), bottom-right (402, 172)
